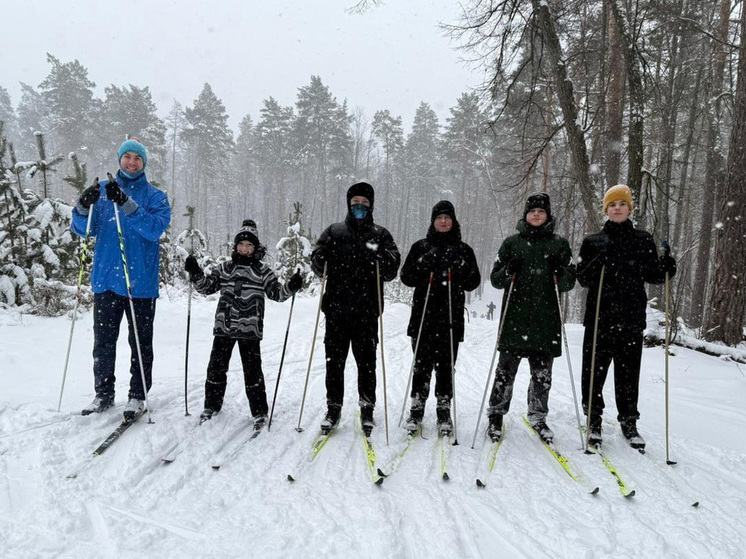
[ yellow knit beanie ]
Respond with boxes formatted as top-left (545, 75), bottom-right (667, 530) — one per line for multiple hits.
top-left (603, 184), bottom-right (634, 212)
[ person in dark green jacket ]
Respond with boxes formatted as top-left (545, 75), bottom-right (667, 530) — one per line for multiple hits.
top-left (486, 193), bottom-right (576, 443)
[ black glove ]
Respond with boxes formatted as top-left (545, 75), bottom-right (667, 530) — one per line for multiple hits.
top-left (547, 256), bottom-right (566, 278)
top-left (660, 255), bottom-right (676, 275)
top-left (288, 271), bottom-right (303, 292)
top-left (313, 246), bottom-right (329, 266)
top-left (106, 181), bottom-right (128, 205)
top-left (419, 247), bottom-right (441, 269)
top-left (79, 179), bottom-right (101, 209)
top-left (506, 258), bottom-right (522, 276)
top-left (185, 255), bottom-right (202, 275)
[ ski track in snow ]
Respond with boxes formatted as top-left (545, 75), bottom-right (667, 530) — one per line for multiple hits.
top-left (1, 292), bottom-right (745, 558)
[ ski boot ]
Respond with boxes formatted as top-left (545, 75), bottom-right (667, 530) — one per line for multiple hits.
top-left (320, 406), bottom-right (341, 434)
top-left (361, 406), bottom-right (375, 437)
top-left (531, 421), bottom-right (554, 445)
top-left (487, 414), bottom-right (503, 442)
top-left (199, 408), bottom-right (215, 425)
top-left (123, 398), bottom-right (145, 422)
top-left (621, 419), bottom-right (646, 452)
top-left (586, 417), bottom-right (602, 449)
top-left (81, 395), bottom-right (114, 416)
top-left (436, 406), bottom-right (453, 437)
top-left (404, 399), bottom-right (424, 435)
top-left (253, 414), bottom-right (267, 431)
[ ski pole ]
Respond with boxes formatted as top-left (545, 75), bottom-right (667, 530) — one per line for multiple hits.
top-left (108, 172), bottom-right (154, 424)
top-left (376, 260), bottom-right (390, 446)
top-left (584, 264), bottom-right (606, 452)
top-left (663, 241), bottom-right (676, 465)
top-left (57, 194), bottom-right (96, 412)
top-left (183, 206), bottom-right (195, 416)
top-left (553, 275), bottom-right (584, 450)
top-left (268, 292), bottom-right (295, 432)
top-left (471, 274), bottom-right (516, 449)
top-left (397, 272), bottom-right (434, 427)
top-left (295, 262), bottom-right (326, 432)
top-left (447, 267), bottom-right (458, 445)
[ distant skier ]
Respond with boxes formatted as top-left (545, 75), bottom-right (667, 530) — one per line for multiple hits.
top-left (486, 302), bottom-right (496, 321)
top-left (400, 200), bottom-right (481, 436)
top-left (486, 193), bottom-right (576, 443)
top-left (71, 138), bottom-right (171, 421)
top-left (577, 185), bottom-right (676, 450)
top-left (310, 182), bottom-right (401, 436)
top-left (185, 220), bottom-right (302, 429)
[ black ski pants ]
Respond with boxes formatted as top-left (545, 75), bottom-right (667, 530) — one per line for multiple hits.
top-left (323, 314), bottom-right (378, 410)
top-left (581, 324), bottom-right (643, 423)
top-left (487, 350), bottom-right (553, 424)
top-left (93, 290), bottom-right (155, 401)
top-left (410, 332), bottom-right (459, 405)
top-left (204, 336), bottom-right (268, 417)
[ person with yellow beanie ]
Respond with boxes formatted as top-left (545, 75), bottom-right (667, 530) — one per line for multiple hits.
top-left (576, 185), bottom-right (676, 451)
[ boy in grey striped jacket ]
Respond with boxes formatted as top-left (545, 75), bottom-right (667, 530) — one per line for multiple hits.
top-left (185, 220), bottom-right (303, 428)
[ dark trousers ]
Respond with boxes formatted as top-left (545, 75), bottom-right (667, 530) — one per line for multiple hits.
top-left (323, 315), bottom-right (378, 409)
top-left (410, 333), bottom-right (459, 404)
top-left (488, 350), bottom-right (553, 424)
top-left (581, 324), bottom-right (643, 423)
top-left (93, 291), bottom-right (155, 401)
top-left (204, 336), bottom-right (268, 417)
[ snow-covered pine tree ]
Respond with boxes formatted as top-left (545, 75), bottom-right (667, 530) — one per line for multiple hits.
top-left (171, 205), bottom-right (208, 286)
top-left (0, 124), bottom-right (33, 307)
top-left (274, 202), bottom-right (313, 287)
top-left (26, 131), bottom-right (63, 199)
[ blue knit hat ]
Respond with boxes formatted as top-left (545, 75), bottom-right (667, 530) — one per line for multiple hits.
top-left (118, 139), bottom-right (148, 169)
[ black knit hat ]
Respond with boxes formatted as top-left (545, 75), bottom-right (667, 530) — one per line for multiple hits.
top-left (431, 200), bottom-right (456, 223)
top-left (524, 193), bottom-right (552, 220)
top-left (347, 181), bottom-right (375, 211)
top-left (234, 219), bottom-right (260, 248)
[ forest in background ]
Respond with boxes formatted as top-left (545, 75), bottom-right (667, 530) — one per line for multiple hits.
top-left (1, 0), bottom-right (744, 347)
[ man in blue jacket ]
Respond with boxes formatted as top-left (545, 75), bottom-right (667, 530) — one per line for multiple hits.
top-left (71, 138), bottom-right (171, 420)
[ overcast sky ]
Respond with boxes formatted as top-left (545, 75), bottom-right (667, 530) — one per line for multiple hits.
top-left (3, 0), bottom-right (482, 132)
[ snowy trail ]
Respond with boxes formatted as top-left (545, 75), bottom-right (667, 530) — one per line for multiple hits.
top-left (1, 291), bottom-right (745, 558)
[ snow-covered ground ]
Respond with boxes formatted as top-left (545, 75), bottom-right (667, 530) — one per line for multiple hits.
top-left (1, 285), bottom-right (745, 559)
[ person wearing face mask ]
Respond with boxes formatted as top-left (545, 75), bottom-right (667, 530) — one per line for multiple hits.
top-left (485, 193), bottom-right (576, 444)
top-left (399, 201), bottom-right (481, 436)
top-left (71, 138), bottom-right (171, 421)
top-left (577, 185), bottom-right (676, 450)
top-left (185, 220), bottom-right (303, 428)
top-left (310, 182), bottom-right (401, 436)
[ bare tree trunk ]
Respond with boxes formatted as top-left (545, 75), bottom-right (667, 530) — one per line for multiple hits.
top-left (605, 5), bottom-right (625, 187)
top-left (690, 0), bottom-right (731, 327)
top-left (606, 0), bottom-right (645, 202)
top-left (703, 10), bottom-right (746, 345)
top-left (531, 0), bottom-right (599, 232)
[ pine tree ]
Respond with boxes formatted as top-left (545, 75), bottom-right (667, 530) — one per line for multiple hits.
top-left (293, 76), bottom-right (353, 228)
top-left (26, 132), bottom-right (64, 198)
top-left (38, 54), bottom-right (96, 160)
top-left (0, 125), bottom-right (32, 306)
top-left (15, 83), bottom-right (46, 160)
top-left (0, 87), bottom-right (18, 144)
top-left (99, 84), bottom-right (168, 184)
top-left (255, 97), bottom-right (296, 243)
top-left (274, 202), bottom-right (314, 286)
top-left (182, 83), bottom-right (235, 244)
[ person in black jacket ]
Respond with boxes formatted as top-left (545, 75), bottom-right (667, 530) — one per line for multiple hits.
top-left (400, 200), bottom-right (481, 435)
top-left (577, 185), bottom-right (676, 449)
top-left (310, 182), bottom-right (401, 435)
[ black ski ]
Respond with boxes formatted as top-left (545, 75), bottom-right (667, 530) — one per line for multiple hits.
top-left (67, 411), bottom-right (145, 478)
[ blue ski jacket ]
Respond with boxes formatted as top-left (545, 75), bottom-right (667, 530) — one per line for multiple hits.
top-left (71, 171), bottom-right (171, 298)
